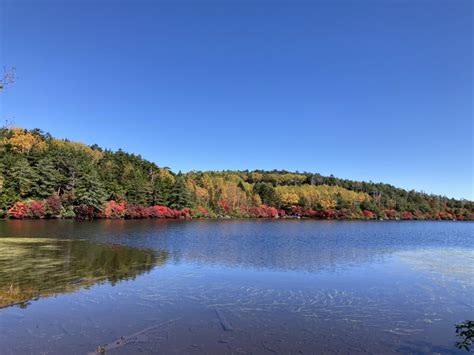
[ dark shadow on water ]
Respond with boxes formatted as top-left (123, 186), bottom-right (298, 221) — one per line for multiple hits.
top-left (0, 238), bottom-right (167, 309)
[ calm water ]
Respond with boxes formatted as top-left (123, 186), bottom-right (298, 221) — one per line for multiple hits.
top-left (0, 220), bottom-right (472, 354)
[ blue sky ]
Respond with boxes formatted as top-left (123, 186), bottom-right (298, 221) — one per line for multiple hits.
top-left (1, 0), bottom-right (472, 199)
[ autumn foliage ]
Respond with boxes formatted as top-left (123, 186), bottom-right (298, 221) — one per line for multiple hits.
top-left (103, 201), bottom-right (126, 219)
top-left (45, 195), bottom-right (62, 217)
top-left (362, 210), bottom-right (375, 219)
top-left (1, 127), bottom-right (472, 221)
top-left (8, 202), bottom-right (29, 219)
top-left (75, 205), bottom-right (95, 219)
top-left (5, 197), bottom-right (472, 221)
top-left (8, 200), bottom-right (46, 219)
top-left (248, 206), bottom-right (278, 218)
top-left (28, 201), bottom-right (45, 218)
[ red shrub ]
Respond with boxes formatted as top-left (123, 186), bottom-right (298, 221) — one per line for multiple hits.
top-left (248, 207), bottom-right (259, 218)
top-left (218, 200), bottom-right (231, 213)
top-left (124, 205), bottom-right (140, 219)
top-left (278, 209), bottom-right (286, 217)
top-left (103, 200), bottom-right (126, 219)
top-left (362, 210), bottom-right (375, 219)
top-left (198, 206), bottom-right (209, 217)
top-left (147, 206), bottom-right (160, 218)
top-left (45, 195), bottom-right (62, 217)
top-left (400, 211), bottom-right (413, 220)
top-left (336, 209), bottom-right (352, 219)
top-left (267, 207), bottom-right (278, 218)
top-left (325, 210), bottom-right (337, 219)
top-left (436, 211), bottom-right (453, 220)
top-left (249, 205), bottom-right (278, 218)
top-left (28, 200), bottom-right (45, 218)
top-left (8, 202), bottom-right (28, 219)
top-left (291, 206), bottom-right (304, 216)
top-left (177, 208), bottom-right (193, 219)
top-left (148, 205), bottom-right (176, 218)
top-left (75, 204), bottom-right (95, 219)
top-left (423, 212), bottom-right (433, 220)
top-left (239, 205), bottom-right (249, 215)
top-left (125, 204), bottom-right (150, 219)
top-left (385, 209), bottom-right (397, 220)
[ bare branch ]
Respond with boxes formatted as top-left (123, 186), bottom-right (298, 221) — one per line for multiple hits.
top-left (0, 67), bottom-right (16, 91)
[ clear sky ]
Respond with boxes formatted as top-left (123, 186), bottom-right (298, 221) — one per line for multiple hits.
top-left (1, 0), bottom-right (472, 199)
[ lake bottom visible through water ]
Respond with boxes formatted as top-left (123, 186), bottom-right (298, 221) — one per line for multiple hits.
top-left (0, 220), bottom-right (472, 354)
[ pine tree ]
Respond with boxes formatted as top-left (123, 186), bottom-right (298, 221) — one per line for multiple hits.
top-left (75, 166), bottom-right (107, 211)
top-left (34, 157), bottom-right (60, 198)
top-left (169, 173), bottom-right (191, 210)
top-left (10, 158), bottom-right (38, 198)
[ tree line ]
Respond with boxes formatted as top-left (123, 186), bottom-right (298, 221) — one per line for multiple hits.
top-left (0, 127), bottom-right (472, 220)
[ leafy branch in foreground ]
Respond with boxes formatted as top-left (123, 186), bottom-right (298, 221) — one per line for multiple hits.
top-left (456, 320), bottom-right (474, 351)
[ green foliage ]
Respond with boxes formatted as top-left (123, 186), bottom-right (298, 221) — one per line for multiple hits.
top-left (60, 206), bottom-right (76, 219)
top-left (253, 182), bottom-right (278, 206)
top-left (10, 158), bottom-right (38, 197)
top-left (0, 127), bottom-right (472, 220)
top-left (456, 320), bottom-right (474, 351)
top-left (169, 173), bottom-right (191, 210)
top-left (75, 166), bottom-right (107, 211)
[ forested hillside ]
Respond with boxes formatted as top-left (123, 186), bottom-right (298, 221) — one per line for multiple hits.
top-left (1, 127), bottom-right (472, 220)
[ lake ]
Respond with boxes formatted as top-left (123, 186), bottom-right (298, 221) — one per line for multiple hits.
top-left (0, 220), bottom-right (472, 354)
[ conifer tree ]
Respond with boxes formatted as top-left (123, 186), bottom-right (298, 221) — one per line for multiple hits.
top-left (75, 166), bottom-right (107, 211)
top-left (169, 173), bottom-right (191, 210)
top-left (35, 157), bottom-right (60, 198)
top-left (10, 158), bottom-right (38, 198)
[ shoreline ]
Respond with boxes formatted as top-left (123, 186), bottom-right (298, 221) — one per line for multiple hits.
top-left (0, 216), bottom-right (469, 222)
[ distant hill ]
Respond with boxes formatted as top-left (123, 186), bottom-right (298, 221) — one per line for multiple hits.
top-left (0, 127), bottom-right (472, 220)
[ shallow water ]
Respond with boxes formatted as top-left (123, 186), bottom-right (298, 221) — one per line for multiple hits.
top-left (0, 220), bottom-right (472, 354)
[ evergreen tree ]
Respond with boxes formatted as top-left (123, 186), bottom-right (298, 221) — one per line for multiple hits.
top-left (169, 173), bottom-right (191, 210)
top-left (153, 179), bottom-right (171, 206)
top-left (34, 157), bottom-right (60, 198)
top-left (253, 182), bottom-right (278, 206)
top-left (10, 158), bottom-right (38, 198)
top-left (75, 166), bottom-right (107, 211)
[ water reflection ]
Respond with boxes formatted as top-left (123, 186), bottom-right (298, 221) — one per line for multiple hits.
top-left (0, 238), bottom-right (167, 308)
top-left (0, 221), bottom-right (472, 354)
top-left (1, 220), bottom-right (472, 273)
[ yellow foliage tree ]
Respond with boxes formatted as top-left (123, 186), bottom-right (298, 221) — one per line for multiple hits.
top-left (1, 128), bottom-right (46, 154)
top-left (51, 139), bottom-right (103, 160)
top-left (278, 191), bottom-right (300, 207)
top-left (275, 185), bottom-right (370, 210)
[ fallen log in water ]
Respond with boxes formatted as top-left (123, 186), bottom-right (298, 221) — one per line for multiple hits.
top-left (215, 308), bottom-right (233, 331)
top-left (92, 318), bottom-right (179, 354)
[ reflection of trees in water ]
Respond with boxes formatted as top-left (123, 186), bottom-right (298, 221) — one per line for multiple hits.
top-left (1, 220), bottom-right (473, 274)
top-left (0, 238), bottom-right (167, 308)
